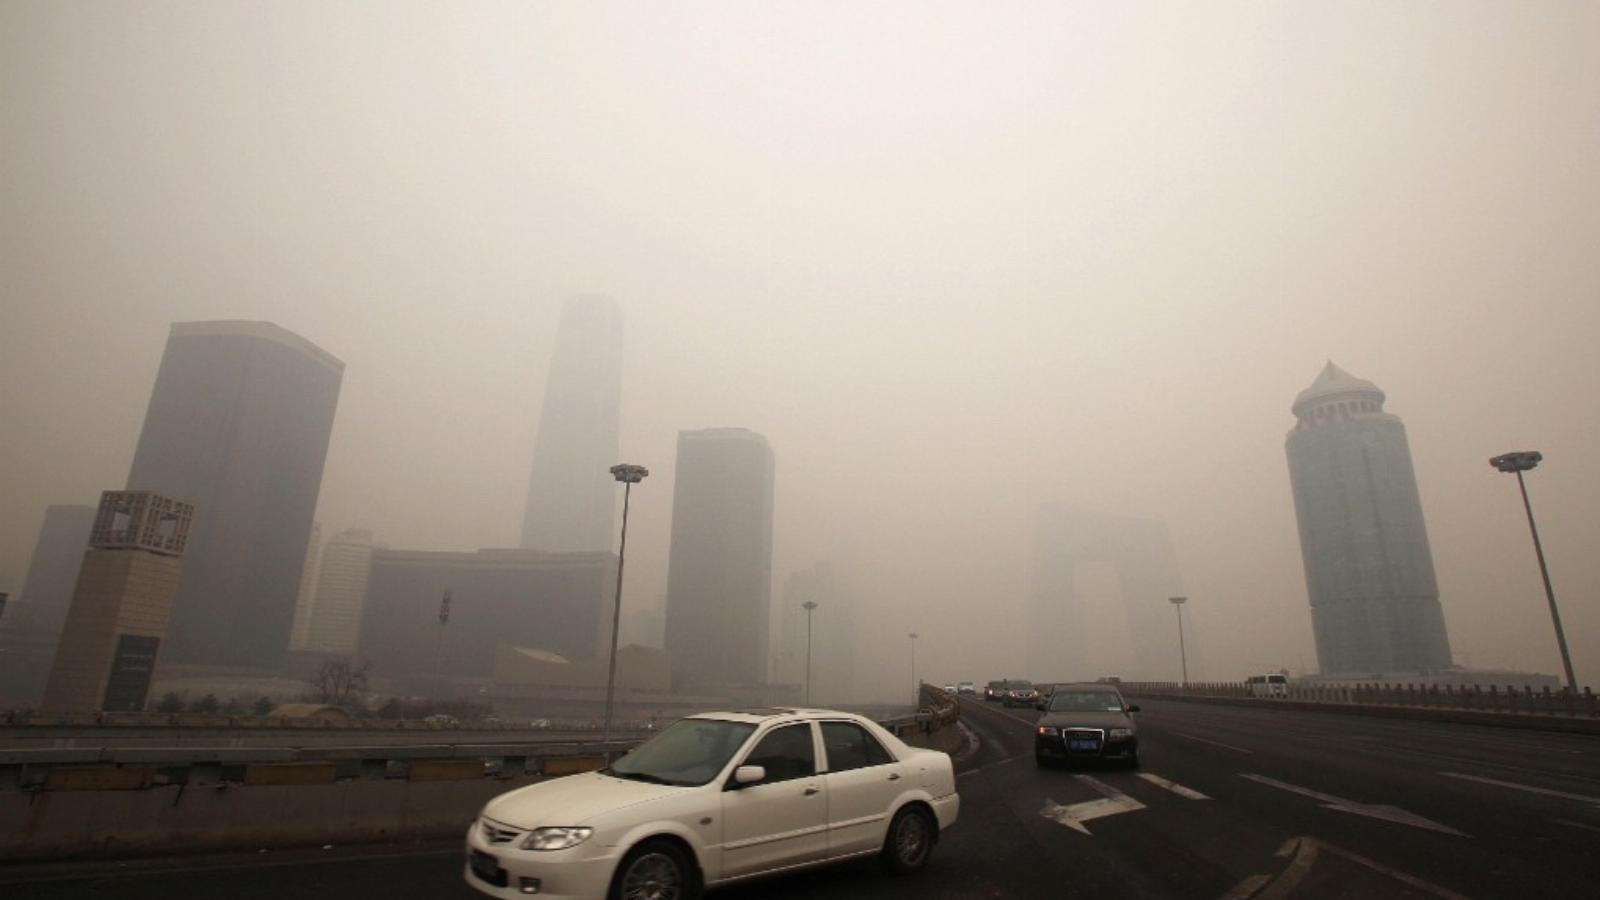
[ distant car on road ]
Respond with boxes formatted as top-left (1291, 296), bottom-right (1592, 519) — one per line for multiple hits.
top-left (1034, 683), bottom-right (1139, 768)
top-left (942, 683), bottom-right (958, 694)
top-left (983, 680), bottom-right (1009, 702)
top-left (957, 681), bottom-right (976, 695)
top-left (464, 708), bottom-right (959, 899)
top-left (1002, 681), bottom-right (1038, 708)
top-left (1247, 674), bottom-right (1289, 698)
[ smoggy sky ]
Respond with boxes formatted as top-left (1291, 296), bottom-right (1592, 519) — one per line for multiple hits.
top-left (3, 2), bottom-right (1597, 699)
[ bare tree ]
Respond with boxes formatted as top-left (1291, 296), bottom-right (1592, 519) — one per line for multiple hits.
top-left (308, 658), bottom-right (372, 706)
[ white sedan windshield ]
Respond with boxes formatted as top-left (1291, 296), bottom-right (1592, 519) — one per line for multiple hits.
top-left (608, 718), bottom-right (756, 787)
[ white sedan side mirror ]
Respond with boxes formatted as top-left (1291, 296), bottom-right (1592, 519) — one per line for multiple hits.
top-left (733, 765), bottom-right (766, 785)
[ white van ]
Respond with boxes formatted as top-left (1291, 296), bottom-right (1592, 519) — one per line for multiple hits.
top-left (1246, 674), bottom-right (1289, 698)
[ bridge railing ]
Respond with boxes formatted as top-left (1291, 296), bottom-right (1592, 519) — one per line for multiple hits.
top-left (1118, 680), bottom-right (1600, 718)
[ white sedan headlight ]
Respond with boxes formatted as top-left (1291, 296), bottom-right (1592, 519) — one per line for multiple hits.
top-left (1107, 728), bottom-right (1135, 740)
top-left (521, 827), bottom-right (593, 851)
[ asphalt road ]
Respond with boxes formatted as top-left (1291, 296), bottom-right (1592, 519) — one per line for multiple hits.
top-left (6, 698), bottom-right (1598, 899)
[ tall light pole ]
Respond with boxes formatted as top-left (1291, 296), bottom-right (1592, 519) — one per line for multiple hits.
top-left (1490, 451), bottom-right (1576, 694)
top-left (802, 601), bottom-right (818, 706)
top-left (1168, 596), bottom-right (1189, 687)
top-left (602, 463), bottom-right (649, 745)
top-left (908, 632), bottom-right (919, 707)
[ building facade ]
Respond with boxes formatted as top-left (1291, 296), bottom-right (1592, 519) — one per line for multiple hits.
top-left (303, 528), bottom-right (380, 655)
top-left (357, 547), bottom-right (615, 685)
top-left (126, 321), bottom-right (343, 669)
top-left (41, 491), bottom-right (194, 713)
top-left (1285, 362), bottom-right (1453, 676)
top-left (288, 520), bottom-right (323, 651)
top-left (0, 504), bottom-right (97, 706)
top-left (664, 428), bottom-right (776, 690)
top-left (521, 296), bottom-right (623, 552)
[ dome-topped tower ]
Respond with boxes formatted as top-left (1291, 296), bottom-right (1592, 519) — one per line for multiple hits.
top-left (1291, 361), bottom-right (1388, 429)
top-left (1284, 363), bottom-right (1453, 676)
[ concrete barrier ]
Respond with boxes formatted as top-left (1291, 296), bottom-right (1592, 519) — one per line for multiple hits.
top-left (1119, 690), bottom-right (1600, 736)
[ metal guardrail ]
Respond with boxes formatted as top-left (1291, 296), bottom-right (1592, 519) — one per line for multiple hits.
top-left (1118, 680), bottom-right (1600, 718)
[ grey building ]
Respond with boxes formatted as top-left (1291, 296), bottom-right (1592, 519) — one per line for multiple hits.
top-left (288, 520), bottom-right (323, 651)
top-left (0, 504), bottom-right (97, 706)
top-left (521, 296), bottom-right (623, 552)
top-left (1285, 362), bottom-right (1452, 676)
top-left (664, 428), bottom-right (775, 690)
top-left (357, 547), bottom-right (615, 684)
top-left (1029, 506), bottom-right (1193, 683)
top-left (126, 321), bottom-right (343, 669)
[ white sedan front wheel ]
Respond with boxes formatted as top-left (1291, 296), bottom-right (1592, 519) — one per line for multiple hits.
top-left (610, 839), bottom-right (699, 900)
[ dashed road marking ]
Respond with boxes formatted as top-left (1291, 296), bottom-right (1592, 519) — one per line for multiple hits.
top-left (1439, 772), bottom-right (1600, 806)
top-left (1553, 818), bottom-right (1600, 834)
top-left (1173, 731), bottom-right (1254, 754)
top-left (1137, 771), bottom-right (1210, 800)
top-left (1220, 836), bottom-right (1473, 900)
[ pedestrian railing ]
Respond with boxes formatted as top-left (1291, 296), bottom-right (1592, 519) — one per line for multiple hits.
top-left (1118, 680), bottom-right (1600, 718)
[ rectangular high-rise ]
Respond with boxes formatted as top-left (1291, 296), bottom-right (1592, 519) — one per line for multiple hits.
top-left (126, 321), bottom-right (343, 669)
top-left (664, 428), bottom-right (775, 690)
top-left (522, 296), bottom-right (623, 552)
top-left (0, 504), bottom-right (97, 706)
top-left (304, 528), bottom-right (379, 655)
top-left (42, 491), bottom-right (193, 713)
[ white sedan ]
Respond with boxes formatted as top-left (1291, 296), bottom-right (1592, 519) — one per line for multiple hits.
top-left (463, 708), bottom-right (960, 899)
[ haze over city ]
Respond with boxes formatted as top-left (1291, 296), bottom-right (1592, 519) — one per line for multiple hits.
top-left (3, 1), bottom-right (1597, 700)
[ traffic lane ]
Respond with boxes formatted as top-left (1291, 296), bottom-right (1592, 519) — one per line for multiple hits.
top-left (1122, 700), bottom-right (1600, 898)
top-left (966, 698), bottom-right (1600, 900)
top-left (1130, 698), bottom-right (1599, 787)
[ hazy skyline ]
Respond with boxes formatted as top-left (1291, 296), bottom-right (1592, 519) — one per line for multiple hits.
top-left (3, 2), bottom-right (1597, 698)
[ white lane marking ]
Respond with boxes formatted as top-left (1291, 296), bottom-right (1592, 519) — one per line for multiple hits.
top-left (1137, 771), bottom-right (1210, 800)
top-left (1253, 836), bottom-right (1319, 900)
top-left (1172, 731), bottom-right (1254, 754)
top-left (1311, 838), bottom-right (1473, 900)
top-left (1039, 774), bottom-right (1145, 835)
top-left (1217, 873), bottom-right (1271, 900)
top-left (1553, 818), bottom-right (1600, 834)
top-left (1439, 772), bottom-right (1600, 806)
top-left (1240, 773), bottom-right (1469, 836)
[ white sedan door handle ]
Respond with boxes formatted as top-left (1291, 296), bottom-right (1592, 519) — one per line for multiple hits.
top-left (804, 786), bottom-right (821, 796)
top-left (887, 773), bottom-right (901, 781)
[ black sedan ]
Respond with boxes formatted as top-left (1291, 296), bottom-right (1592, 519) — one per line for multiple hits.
top-left (1034, 683), bottom-right (1140, 767)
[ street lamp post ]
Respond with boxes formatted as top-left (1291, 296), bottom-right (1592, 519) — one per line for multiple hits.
top-left (1168, 596), bottom-right (1189, 687)
top-left (908, 632), bottom-right (919, 707)
top-left (802, 601), bottom-right (818, 706)
top-left (1490, 451), bottom-right (1577, 694)
top-left (602, 463), bottom-right (649, 746)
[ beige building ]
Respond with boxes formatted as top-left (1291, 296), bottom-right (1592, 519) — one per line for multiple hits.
top-left (41, 491), bottom-right (193, 713)
top-left (304, 528), bottom-right (379, 654)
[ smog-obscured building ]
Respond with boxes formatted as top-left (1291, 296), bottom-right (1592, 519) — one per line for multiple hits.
top-left (41, 491), bottom-right (193, 713)
top-left (521, 296), bottom-right (623, 553)
top-left (303, 528), bottom-right (381, 655)
top-left (126, 321), bottom-right (343, 670)
top-left (357, 548), bottom-right (615, 685)
top-left (0, 504), bottom-right (96, 706)
top-left (1285, 362), bottom-right (1452, 676)
top-left (664, 428), bottom-right (775, 691)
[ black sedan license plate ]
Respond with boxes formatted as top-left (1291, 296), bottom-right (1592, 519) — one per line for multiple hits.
top-left (1069, 739), bottom-right (1100, 752)
top-left (470, 849), bottom-right (506, 886)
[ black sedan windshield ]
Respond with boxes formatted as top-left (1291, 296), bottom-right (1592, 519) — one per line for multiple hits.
top-left (608, 718), bottom-right (756, 787)
top-left (1049, 692), bottom-right (1125, 713)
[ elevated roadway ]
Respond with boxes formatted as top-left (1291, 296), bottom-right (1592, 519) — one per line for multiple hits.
top-left (6, 698), bottom-right (1597, 899)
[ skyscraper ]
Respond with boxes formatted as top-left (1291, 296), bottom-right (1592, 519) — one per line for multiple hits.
top-left (126, 321), bottom-right (343, 669)
top-left (304, 528), bottom-right (380, 655)
top-left (521, 296), bottom-right (623, 552)
top-left (1286, 362), bottom-right (1452, 676)
top-left (0, 504), bottom-right (97, 705)
top-left (664, 428), bottom-right (776, 690)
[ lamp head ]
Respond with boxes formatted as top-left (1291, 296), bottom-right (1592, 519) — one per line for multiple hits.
top-left (610, 463), bottom-right (650, 483)
top-left (1489, 451), bottom-right (1541, 474)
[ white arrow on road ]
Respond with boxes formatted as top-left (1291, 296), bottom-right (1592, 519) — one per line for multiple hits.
top-left (1240, 773), bottom-right (1469, 837)
top-left (1040, 774), bottom-right (1146, 835)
